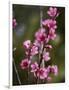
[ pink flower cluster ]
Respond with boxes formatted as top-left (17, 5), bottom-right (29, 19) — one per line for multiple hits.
top-left (47, 7), bottom-right (59, 18)
top-left (13, 18), bottom-right (17, 28)
top-left (20, 7), bottom-right (59, 82)
top-left (30, 62), bottom-right (58, 80)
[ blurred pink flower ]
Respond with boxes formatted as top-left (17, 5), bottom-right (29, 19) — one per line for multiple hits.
top-left (45, 44), bottom-right (52, 49)
top-left (13, 18), bottom-right (17, 28)
top-left (20, 59), bottom-right (31, 69)
top-left (35, 28), bottom-right (46, 42)
top-left (42, 19), bottom-right (57, 30)
top-left (43, 52), bottom-right (50, 61)
top-left (51, 65), bottom-right (58, 76)
top-left (33, 40), bottom-right (41, 47)
top-left (47, 65), bottom-right (58, 76)
top-left (31, 45), bottom-right (38, 56)
top-left (48, 20), bottom-right (57, 30)
top-left (42, 19), bottom-right (50, 27)
top-left (47, 77), bottom-right (52, 82)
top-left (23, 40), bottom-right (31, 49)
top-left (48, 30), bottom-right (56, 40)
top-left (36, 68), bottom-right (48, 79)
top-left (47, 7), bottom-right (58, 18)
top-left (31, 62), bottom-right (39, 72)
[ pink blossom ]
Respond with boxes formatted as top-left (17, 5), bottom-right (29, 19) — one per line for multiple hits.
top-left (20, 58), bottom-right (31, 69)
top-left (42, 19), bottom-right (57, 30)
top-left (31, 45), bottom-right (38, 56)
top-left (47, 65), bottom-right (51, 73)
top-left (47, 7), bottom-right (58, 18)
top-left (36, 68), bottom-right (48, 79)
top-left (33, 40), bottom-right (41, 47)
top-left (23, 40), bottom-right (31, 49)
top-left (48, 30), bottom-right (56, 40)
top-left (43, 52), bottom-right (50, 61)
top-left (48, 19), bottom-right (57, 30)
top-left (47, 77), bottom-right (52, 82)
top-left (42, 19), bottom-right (50, 26)
top-left (47, 65), bottom-right (58, 76)
top-left (35, 28), bottom-right (46, 42)
top-left (42, 19), bottom-right (57, 40)
top-left (51, 65), bottom-right (58, 76)
top-left (45, 44), bottom-right (52, 49)
top-left (13, 18), bottom-right (17, 28)
top-left (31, 62), bottom-right (39, 72)
top-left (45, 37), bottom-right (50, 43)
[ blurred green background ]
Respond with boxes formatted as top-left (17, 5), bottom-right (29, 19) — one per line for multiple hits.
top-left (13, 4), bottom-right (65, 85)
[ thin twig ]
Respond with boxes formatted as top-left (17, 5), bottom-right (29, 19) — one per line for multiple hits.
top-left (37, 6), bottom-right (45, 84)
top-left (13, 59), bottom-right (21, 85)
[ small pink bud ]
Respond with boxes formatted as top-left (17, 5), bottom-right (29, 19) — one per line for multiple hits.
top-left (23, 40), bottom-right (31, 49)
top-left (46, 45), bottom-right (52, 49)
top-left (13, 18), bottom-right (17, 28)
top-left (47, 77), bottom-right (52, 82)
top-left (51, 65), bottom-right (58, 76)
top-left (43, 52), bottom-right (51, 61)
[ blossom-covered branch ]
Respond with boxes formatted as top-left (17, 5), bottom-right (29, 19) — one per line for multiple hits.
top-left (20, 7), bottom-right (59, 83)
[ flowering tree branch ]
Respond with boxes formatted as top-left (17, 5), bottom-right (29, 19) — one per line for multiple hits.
top-left (20, 7), bottom-right (59, 84)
